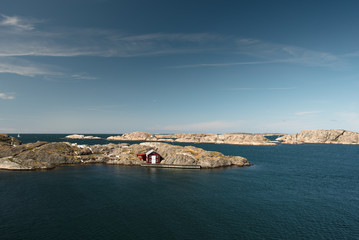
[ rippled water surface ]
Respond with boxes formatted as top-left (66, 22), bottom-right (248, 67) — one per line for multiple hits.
top-left (0, 134), bottom-right (358, 239)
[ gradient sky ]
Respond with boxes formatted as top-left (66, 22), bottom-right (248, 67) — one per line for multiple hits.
top-left (1, 0), bottom-right (359, 134)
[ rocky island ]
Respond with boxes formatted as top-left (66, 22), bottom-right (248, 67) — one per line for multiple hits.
top-left (107, 131), bottom-right (276, 145)
top-left (276, 129), bottom-right (359, 144)
top-left (0, 134), bottom-right (250, 170)
top-left (65, 134), bottom-right (101, 139)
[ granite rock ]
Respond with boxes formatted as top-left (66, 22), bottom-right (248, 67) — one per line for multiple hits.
top-left (0, 134), bottom-right (251, 170)
top-left (65, 134), bottom-right (101, 139)
top-left (276, 129), bottom-right (359, 144)
top-left (108, 132), bottom-right (276, 145)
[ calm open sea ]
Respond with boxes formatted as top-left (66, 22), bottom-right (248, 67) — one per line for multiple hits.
top-left (0, 134), bottom-right (358, 239)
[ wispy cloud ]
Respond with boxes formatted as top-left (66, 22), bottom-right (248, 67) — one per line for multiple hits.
top-left (0, 13), bottom-right (355, 80)
top-left (341, 51), bottom-right (359, 58)
top-left (0, 92), bottom-right (15, 100)
top-left (235, 39), bottom-right (343, 68)
top-left (0, 57), bottom-right (100, 80)
top-left (173, 38), bottom-right (346, 69)
top-left (295, 111), bottom-right (322, 116)
top-left (119, 32), bottom-right (225, 43)
top-left (0, 25), bottom-right (224, 58)
top-left (0, 14), bottom-right (345, 68)
top-left (0, 14), bottom-right (38, 30)
top-left (0, 57), bottom-right (60, 77)
top-left (169, 60), bottom-right (280, 69)
top-left (71, 73), bottom-right (98, 80)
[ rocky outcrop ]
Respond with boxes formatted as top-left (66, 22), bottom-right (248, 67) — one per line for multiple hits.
top-left (65, 134), bottom-right (101, 139)
top-left (0, 134), bottom-right (250, 170)
top-left (107, 131), bottom-right (158, 141)
top-left (108, 132), bottom-right (276, 145)
top-left (139, 142), bottom-right (250, 168)
top-left (0, 134), bottom-right (21, 146)
top-left (0, 134), bottom-right (80, 170)
top-left (276, 129), bottom-right (359, 144)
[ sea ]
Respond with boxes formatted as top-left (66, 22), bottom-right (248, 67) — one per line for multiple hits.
top-left (0, 134), bottom-right (358, 240)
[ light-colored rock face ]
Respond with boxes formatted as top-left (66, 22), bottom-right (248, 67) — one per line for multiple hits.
top-left (107, 131), bottom-right (157, 141)
top-left (277, 129), bottom-right (359, 144)
top-left (0, 158), bottom-right (24, 170)
top-left (65, 134), bottom-right (101, 139)
top-left (108, 132), bottom-right (276, 145)
top-left (0, 135), bottom-right (250, 170)
top-left (139, 142), bottom-right (250, 168)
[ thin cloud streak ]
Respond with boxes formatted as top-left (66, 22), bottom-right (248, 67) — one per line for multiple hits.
top-left (0, 57), bottom-right (97, 79)
top-left (171, 40), bottom-right (347, 69)
top-left (295, 111), bottom-right (322, 116)
top-left (0, 14), bottom-right (350, 69)
top-left (0, 13), bottom-right (355, 81)
top-left (174, 38), bottom-right (348, 69)
top-left (170, 60), bottom-right (281, 69)
top-left (71, 73), bottom-right (98, 80)
top-left (0, 14), bottom-right (37, 30)
top-left (0, 25), bottom-right (226, 58)
top-left (236, 39), bottom-right (343, 68)
top-left (0, 92), bottom-right (15, 100)
top-left (0, 58), bottom-right (61, 77)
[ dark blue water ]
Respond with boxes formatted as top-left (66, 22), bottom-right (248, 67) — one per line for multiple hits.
top-left (1, 134), bottom-right (358, 239)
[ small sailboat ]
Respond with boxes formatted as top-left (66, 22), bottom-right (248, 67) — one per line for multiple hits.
top-left (17, 134), bottom-right (21, 138)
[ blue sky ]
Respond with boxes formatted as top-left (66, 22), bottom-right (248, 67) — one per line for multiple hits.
top-left (1, 0), bottom-right (359, 133)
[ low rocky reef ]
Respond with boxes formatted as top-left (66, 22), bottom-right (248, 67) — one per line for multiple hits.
top-left (0, 134), bottom-right (250, 170)
top-left (107, 131), bottom-right (276, 145)
top-left (276, 129), bottom-right (359, 145)
top-left (65, 134), bottom-right (101, 139)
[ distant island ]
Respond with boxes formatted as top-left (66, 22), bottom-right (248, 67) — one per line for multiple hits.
top-left (0, 134), bottom-right (250, 170)
top-left (2, 129), bottom-right (359, 171)
top-left (65, 134), bottom-right (101, 139)
top-left (63, 130), bottom-right (359, 145)
top-left (107, 131), bottom-right (277, 145)
top-left (277, 129), bottom-right (359, 145)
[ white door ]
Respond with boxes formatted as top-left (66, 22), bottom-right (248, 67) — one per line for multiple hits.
top-left (151, 155), bottom-right (157, 164)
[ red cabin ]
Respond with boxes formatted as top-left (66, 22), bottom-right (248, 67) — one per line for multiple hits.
top-left (137, 153), bottom-right (146, 161)
top-left (146, 150), bottom-right (161, 164)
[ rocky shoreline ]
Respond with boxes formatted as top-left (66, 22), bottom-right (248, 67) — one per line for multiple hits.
top-left (2, 129), bottom-right (358, 170)
top-left (0, 134), bottom-right (250, 171)
top-left (107, 131), bottom-right (277, 145)
top-left (276, 129), bottom-right (359, 144)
